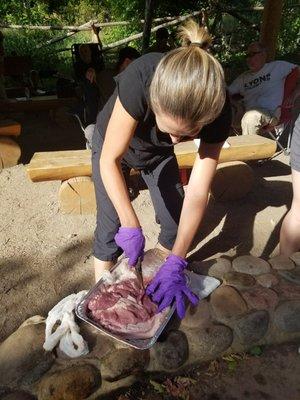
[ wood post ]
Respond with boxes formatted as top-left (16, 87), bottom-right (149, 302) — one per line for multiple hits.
top-left (0, 17), bottom-right (194, 31)
top-left (58, 162), bottom-right (255, 214)
top-left (260, 0), bottom-right (284, 61)
top-left (36, 19), bottom-right (95, 49)
top-left (59, 176), bottom-right (96, 214)
top-left (142, 0), bottom-right (155, 53)
top-left (0, 137), bottom-right (21, 168)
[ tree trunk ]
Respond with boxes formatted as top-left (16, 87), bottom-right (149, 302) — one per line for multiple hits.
top-left (260, 0), bottom-right (284, 61)
top-left (142, 0), bottom-right (155, 54)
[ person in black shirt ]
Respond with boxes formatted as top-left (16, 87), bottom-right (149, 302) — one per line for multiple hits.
top-left (146, 27), bottom-right (173, 53)
top-left (92, 19), bottom-right (231, 318)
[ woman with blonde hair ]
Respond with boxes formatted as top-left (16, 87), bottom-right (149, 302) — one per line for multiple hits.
top-left (92, 19), bottom-right (231, 318)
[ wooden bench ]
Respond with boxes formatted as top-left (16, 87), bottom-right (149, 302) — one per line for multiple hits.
top-left (26, 135), bottom-right (277, 214)
top-left (0, 119), bottom-right (21, 136)
top-left (0, 119), bottom-right (22, 169)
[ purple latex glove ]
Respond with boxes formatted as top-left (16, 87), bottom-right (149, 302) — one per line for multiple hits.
top-left (114, 227), bottom-right (145, 267)
top-left (146, 254), bottom-right (199, 319)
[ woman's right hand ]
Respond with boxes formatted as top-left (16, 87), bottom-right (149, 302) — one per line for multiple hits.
top-left (114, 227), bottom-right (145, 266)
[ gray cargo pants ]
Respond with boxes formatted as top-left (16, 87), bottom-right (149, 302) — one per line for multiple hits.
top-left (91, 133), bottom-right (184, 261)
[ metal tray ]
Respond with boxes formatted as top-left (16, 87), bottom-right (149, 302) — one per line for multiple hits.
top-left (75, 258), bottom-right (176, 350)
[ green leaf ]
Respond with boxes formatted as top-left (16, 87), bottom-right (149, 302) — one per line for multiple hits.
top-left (149, 380), bottom-right (165, 394)
top-left (249, 346), bottom-right (263, 357)
top-left (227, 359), bottom-right (238, 372)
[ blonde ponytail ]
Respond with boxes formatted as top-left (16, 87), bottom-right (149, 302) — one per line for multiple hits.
top-left (150, 19), bottom-right (225, 129)
top-left (178, 18), bottom-right (212, 49)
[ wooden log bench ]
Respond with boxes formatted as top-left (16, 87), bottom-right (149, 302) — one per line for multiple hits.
top-left (0, 119), bottom-right (22, 169)
top-left (26, 135), bottom-right (277, 214)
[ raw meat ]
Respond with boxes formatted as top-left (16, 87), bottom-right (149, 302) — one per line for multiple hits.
top-left (87, 249), bottom-right (169, 339)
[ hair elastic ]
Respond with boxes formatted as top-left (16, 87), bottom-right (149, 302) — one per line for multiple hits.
top-left (190, 41), bottom-right (208, 49)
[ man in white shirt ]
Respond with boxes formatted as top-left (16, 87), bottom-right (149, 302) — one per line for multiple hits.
top-left (228, 42), bottom-right (299, 135)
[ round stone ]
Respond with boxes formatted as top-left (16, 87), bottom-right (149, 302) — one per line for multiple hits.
top-left (233, 255), bottom-right (270, 276)
top-left (278, 267), bottom-right (300, 285)
top-left (274, 301), bottom-right (300, 332)
top-left (101, 348), bottom-right (149, 381)
top-left (210, 286), bottom-right (247, 321)
top-left (79, 323), bottom-right (115, 360)
top-left (273, 281), bottom-right (300, 300)
top-left (256, 273), bottom-right (279, 288)
top-left (153, 330), bottom-right (189, 370)
top-left (234, 310), bottom-right (269, 344)
top-left (189, 259), bottom-right (215, 276)
top-left (223, 271), bottom-right (256, 289)
top-left (290, 252), bottom-right (300, 266)
top-left (2, 392), bottom-right (36, 400)
top-left (241, 287), bottom-right (278, 310)
top-left (208, 258), bottom-right (232, 280)
top-left (189, 258), bottom-right (231, 279)
top-left (37, 364), bottom-right (100, 400)
top-left (181, 299), bottom-right (211, 329)
top-left (0, 317), bottom-right (54, 386)
top-left (187, 325), bottom-right (233, 362)
top-left (268, 255), bottom-right (295, 270)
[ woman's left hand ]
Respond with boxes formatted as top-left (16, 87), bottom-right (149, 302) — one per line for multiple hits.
top-left (146, 254), bottom-right (199, 319)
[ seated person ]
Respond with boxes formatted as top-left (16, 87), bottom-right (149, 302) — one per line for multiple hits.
top-left (28, 70), bottom-right (46, 96)
top-left (83, 46), bottom-right (140, 148)
top-left (86, 46), bottom-right (140, 112)
top-left (146, 27), bottom-right (174, 53)
top-left (228, 42), bottom-right (299, 135)
top-left (73, 43), bottom-right (105, 125)
top-left (74, 43), bottom-right (103, 81)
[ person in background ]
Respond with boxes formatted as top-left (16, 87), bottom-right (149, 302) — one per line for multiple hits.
top-left (86, 46), bottom-right (141, 112)
top-left (28, 70), bottom-right (46, 96)
top-left (280, 114), bottom-right (300, 255)
top-left (91, 19), bottom-right (231, 319)
top-left (74, 43), bottom-right (103, 81)
top-left (0, 31), bottom-right (7, 100)
top-left (228, 41), bottom-right (299, 135)
top-left (83, 46), bottom-right (140, 148)
top-left (146, 27), bottom-right (174, 53)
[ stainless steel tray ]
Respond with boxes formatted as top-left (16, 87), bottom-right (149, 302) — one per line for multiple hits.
top-left (75, 258), bottom-right (176, 350)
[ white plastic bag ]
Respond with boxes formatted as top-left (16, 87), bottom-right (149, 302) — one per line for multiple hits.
top-left (185, 270), bottom-right (220, 299)
top-left (43, 290), bottom-right (89, 358)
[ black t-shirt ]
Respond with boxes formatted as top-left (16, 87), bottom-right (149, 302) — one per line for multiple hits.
top-left (95, 53), bottom-right (231, 169)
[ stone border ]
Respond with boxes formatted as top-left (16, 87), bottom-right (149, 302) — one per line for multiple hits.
top-left (0, 252), bottom-right (300, 399)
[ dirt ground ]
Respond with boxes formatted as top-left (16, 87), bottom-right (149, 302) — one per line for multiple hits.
top-left (109, 342), bottom-right (300, 400)
top-left (0, 110), bottom-right (299, 398)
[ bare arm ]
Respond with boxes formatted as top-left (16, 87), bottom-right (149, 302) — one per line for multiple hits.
top-left (172, 141), bottom-right (224, 258)
top-left (100, 96), bottom-right (139, 227)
